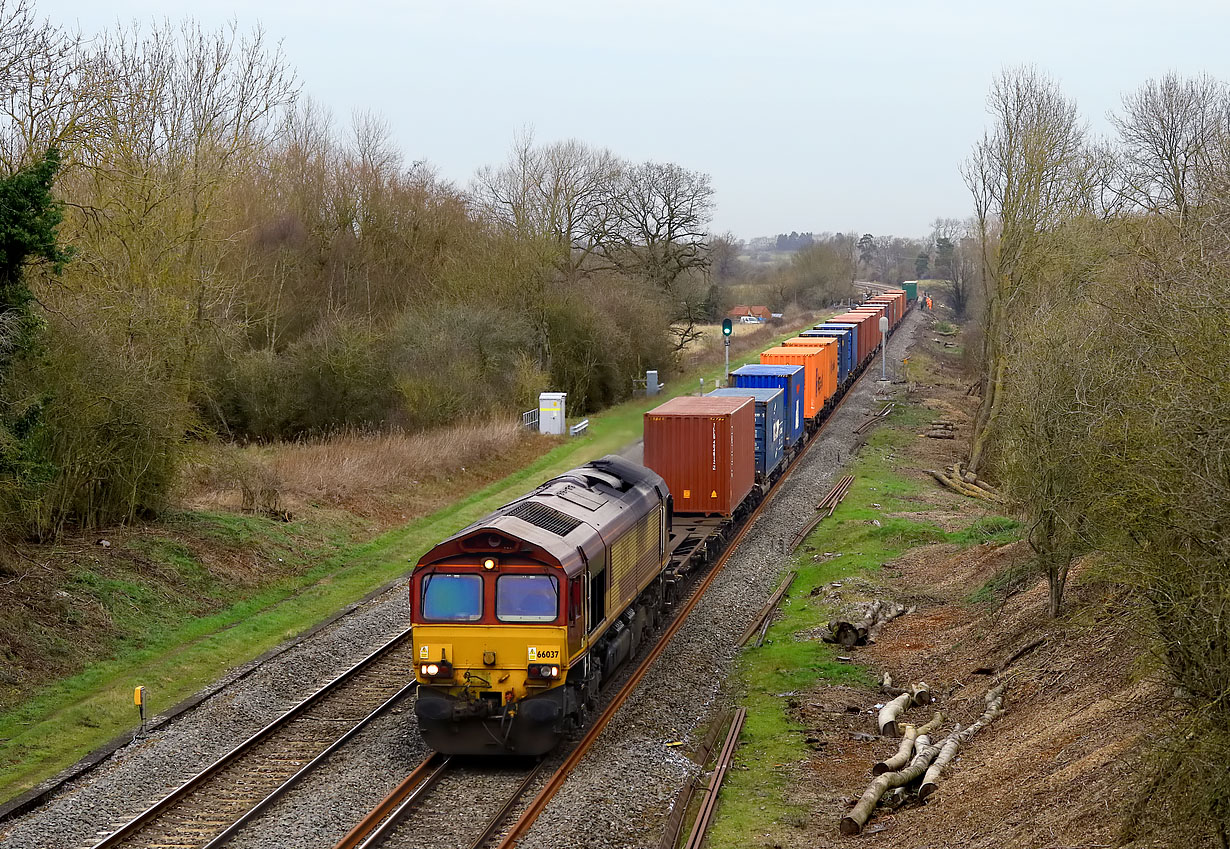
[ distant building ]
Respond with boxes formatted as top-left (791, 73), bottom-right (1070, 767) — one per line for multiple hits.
top-left (727, 305), bottom-right (772, 322)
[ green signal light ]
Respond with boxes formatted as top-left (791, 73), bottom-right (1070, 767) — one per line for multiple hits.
top-left (722, 318), bottom-right (732, 337)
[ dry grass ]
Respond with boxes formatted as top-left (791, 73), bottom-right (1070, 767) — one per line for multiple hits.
top-left (269, 419), bottom-right (525, 496)
top-left (184, 418), bottom-right (538, 520)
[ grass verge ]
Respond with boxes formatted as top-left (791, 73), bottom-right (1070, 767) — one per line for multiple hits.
top-left (0, 321), bottom-right (817, 804)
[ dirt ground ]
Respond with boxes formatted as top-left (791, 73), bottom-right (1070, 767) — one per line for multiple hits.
top-left (777, 331), bottom-right (1179, 849)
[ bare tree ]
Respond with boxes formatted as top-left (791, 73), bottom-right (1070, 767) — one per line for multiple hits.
top-left (0, 0), bottom-right (106, 170)
top-left (1110, 73), bottom-right (1229, 226)
top-left (472, 132), bottom-right (620, 283)
top-left (600, 160), bottom-right (714, 349)
top-left (961, 66), bottom-right (1089, 474)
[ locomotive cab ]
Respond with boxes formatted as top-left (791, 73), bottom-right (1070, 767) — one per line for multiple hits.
top-left (411, 555), bottom-right (581, 754)
top-left (409, 456), bottom-right (669, 756)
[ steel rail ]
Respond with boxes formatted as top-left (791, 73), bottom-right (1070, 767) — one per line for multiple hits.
top-left (682, 707), bottom-right (746, 849)
top-left (89, 626), bottom-right (415, 849)
top-left (200, 679), bottom-right (419, 849)
top-left (465, 759), bottom-right (550, 849)
top-left (330, 753), bottom-right (446, 849)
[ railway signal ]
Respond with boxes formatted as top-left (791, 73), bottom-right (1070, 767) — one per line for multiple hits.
top-left (722, 319), bottom-right (732, 384)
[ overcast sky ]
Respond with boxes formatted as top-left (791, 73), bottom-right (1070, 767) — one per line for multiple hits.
top-left (35, 0), bottom-right (1230, 240)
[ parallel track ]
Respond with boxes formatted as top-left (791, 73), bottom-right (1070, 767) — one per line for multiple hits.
top-left (84, 628), bottom-right (417, 849)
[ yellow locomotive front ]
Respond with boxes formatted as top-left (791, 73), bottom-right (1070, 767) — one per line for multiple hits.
top-left (411, 552), bottom-right (584, 755)
top-left (409, 455), bottom-right (671, 756)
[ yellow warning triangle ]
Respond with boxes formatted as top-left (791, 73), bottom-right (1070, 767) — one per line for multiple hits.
top-left (711, 490), bottom-right (718, 497)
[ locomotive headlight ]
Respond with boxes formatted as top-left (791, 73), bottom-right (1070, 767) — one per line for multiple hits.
top-left (482, 557), bottom-right (497, 571)
top-left (549, 665), bottom-right (560, 678)
top-left (420, 660), bottom-right (453, 679)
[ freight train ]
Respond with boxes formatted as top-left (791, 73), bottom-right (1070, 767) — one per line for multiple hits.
top-left (410, 289), bottom-right (909, 755)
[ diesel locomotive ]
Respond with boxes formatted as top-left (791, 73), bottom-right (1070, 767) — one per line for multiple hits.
top-left (411, 455), bottom-right (671, 755)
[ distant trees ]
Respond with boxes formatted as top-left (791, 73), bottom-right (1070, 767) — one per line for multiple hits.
top-left (0, 14), bottom-right (706, 536)
top-left (929, 217), bottom-right (979, 317)
top-left (774, 231), bottom-right (814, 251)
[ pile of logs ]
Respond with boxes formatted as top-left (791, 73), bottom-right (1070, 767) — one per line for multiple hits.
top-left (840, 683), bottom-right (1006, 835)
top-left (820, 600), bottom-right (912, 647)
top-left (920, 420), bottom-right (956, 439)
top-left (926, 461), bottom-right (1002, 502)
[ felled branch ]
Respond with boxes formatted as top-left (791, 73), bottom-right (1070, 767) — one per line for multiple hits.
top-left (927, 461), bottom-right (1001, 502)
top-left (841, 738), bottom-right (942, 835)
top-left (917, 685), bottom-right (1006, 801)
top-left (877, 683), bottom-right (933, 736)
top-left (825, 600), bottom-right (909, 647)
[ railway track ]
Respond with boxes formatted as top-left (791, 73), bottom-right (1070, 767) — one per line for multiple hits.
top-left (83, 628), bottom-right (417, 849)
top-left (332, 753), bottom-right (547, 849)
top-left (491, 319), bottom-right (893, 848)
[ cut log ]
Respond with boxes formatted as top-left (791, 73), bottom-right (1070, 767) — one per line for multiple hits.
top-left (915, 711), bottom-right (945, 736)
top-left (918, 725), bottom-right (962, 799)
top-left (840, 740), bottom-right (942, 835)
top-left (926, 468), bottom-right (1000, 502)
top-left (877, 692), bottom-right (911, 737)
top-left (828, 600), bottom-right (908, 647)
top-left (915, 685), bottom-right (1006, 802)
top-left (866, 603), bottom-right (908, 643)
top-left (872, 723), bottom-right (917, 775)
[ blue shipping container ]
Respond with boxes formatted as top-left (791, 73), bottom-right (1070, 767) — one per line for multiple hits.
top-left (706, 387), bottom-right (786, 480)
top-left (730, 364), bottom-right (805, 448)
top-left (816, 323), bottom-right (859, 372)
top-left (800, 328), bottom-right (852, 385)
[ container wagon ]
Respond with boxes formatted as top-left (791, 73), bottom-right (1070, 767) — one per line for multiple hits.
top-left (759, 345), bottom-right (829, 423)
top-left (778, 337), bottom-right (839, 408)
top-left (729, 364), bottom-right (806, 450)
top-left (799, 328), bottom-right (853, 385)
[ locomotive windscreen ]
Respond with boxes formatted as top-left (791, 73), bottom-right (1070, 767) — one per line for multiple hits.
top-left (421, 573), bottom-right (483, 621)
top-left (496, 574), bottom-right (560, 622)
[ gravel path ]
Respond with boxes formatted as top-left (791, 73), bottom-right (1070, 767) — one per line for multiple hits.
top-left (521, 309), bottom-right (927, 849)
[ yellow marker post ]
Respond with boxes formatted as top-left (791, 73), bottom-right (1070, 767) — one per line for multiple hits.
top-left (134, 686), bottom-right (146, 733)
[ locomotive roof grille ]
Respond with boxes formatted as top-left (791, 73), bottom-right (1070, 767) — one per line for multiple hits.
top-left (508, 501), bottom-right (584, 536)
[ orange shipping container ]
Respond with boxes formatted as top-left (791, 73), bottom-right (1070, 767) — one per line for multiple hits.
top-left (643, 396), bottom-right (755, 517)
top-left (779, 337), bottom-right (839, 405)
top-left (760, 345), bottom-right (831, 419)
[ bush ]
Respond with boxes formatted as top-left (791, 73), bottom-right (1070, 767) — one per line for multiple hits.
top-left (5, 310), bottom-right (195, 537)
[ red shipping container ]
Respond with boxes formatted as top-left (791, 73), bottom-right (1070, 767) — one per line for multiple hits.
top-left (830, 311), bottom-right (879, 363)
top-left (868, 296), bottom-right (897, 325)
top-left (643, 396), bottom-right (755, 517)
